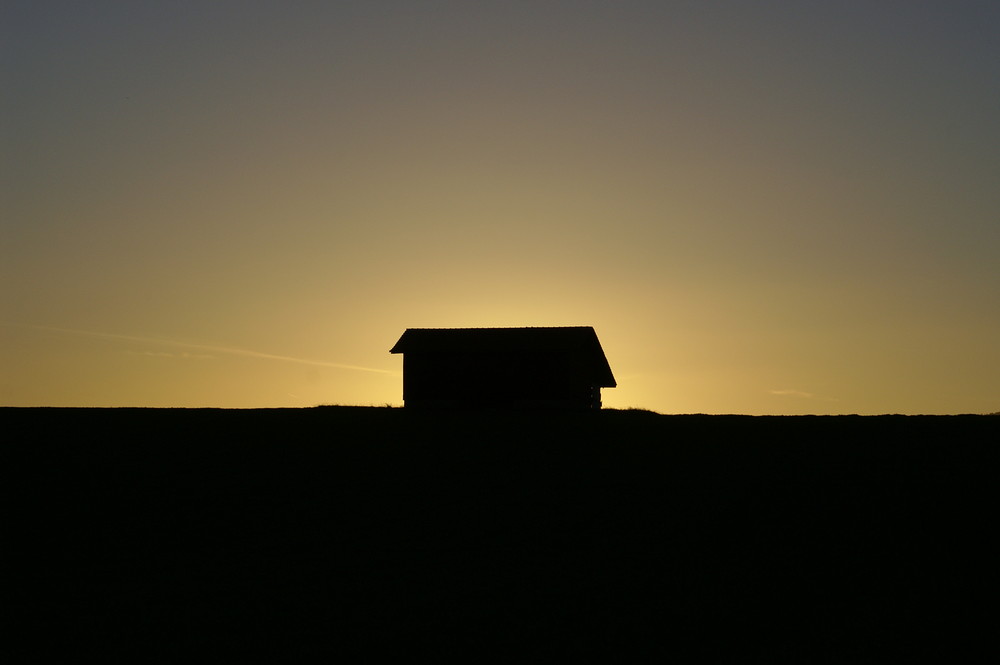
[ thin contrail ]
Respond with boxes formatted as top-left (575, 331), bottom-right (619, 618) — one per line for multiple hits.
top-left (24, 325), bottom-right (399, 375)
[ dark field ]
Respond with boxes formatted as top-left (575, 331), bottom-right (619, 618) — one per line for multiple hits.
top-left (6, 408), bottom-right (996, 660)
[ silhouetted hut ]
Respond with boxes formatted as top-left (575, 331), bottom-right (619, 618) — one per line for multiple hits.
top-left (389, 327), bottom-right (616, 409)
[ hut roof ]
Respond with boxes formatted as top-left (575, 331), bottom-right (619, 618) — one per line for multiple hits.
top-left (390, 327), bottom-right (616, 387)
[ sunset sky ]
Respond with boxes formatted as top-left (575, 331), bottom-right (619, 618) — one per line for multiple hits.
top-left (3, 2), bottom-right (998, 414)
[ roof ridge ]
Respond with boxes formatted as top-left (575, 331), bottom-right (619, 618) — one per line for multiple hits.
top-left (403, 326), bottom-right (594, 330)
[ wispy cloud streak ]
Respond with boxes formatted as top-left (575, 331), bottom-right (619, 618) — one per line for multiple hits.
top-left (28, 325), bottom-right (399, 375)
top-left (126, 350), bottom-right (216, 360)
top-left (768, 389), bottom-right (815, 399)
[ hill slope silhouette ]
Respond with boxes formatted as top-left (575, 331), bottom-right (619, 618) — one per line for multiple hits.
top-left (7, 407), bottom-right (996, 660)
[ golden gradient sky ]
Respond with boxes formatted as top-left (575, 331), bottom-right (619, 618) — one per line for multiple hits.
top-left (3, 2), bottom-right (999, 413)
